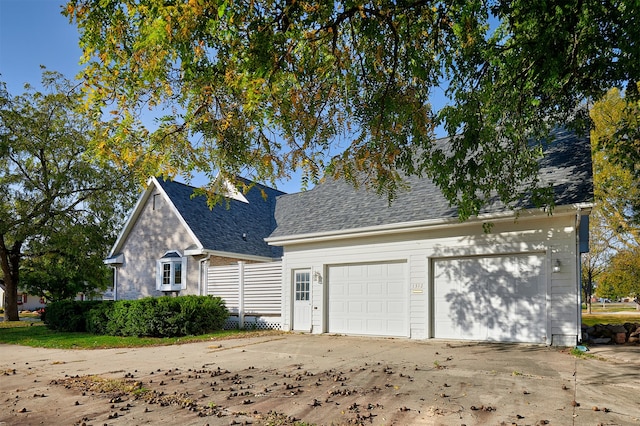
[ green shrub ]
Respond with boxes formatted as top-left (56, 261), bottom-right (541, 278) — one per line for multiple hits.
top-left (85, 301), bottom-right (114, 334)
top-left (43, 296), bottom-right (228, 337)
top-left (44, 300), bottom-right (104, 332)
top-left (183, 295), bottom-right (227, 334)
top-left (105, 300), bottom-right (135, 336)
top-left (118, 296), bottom-right (228, 337)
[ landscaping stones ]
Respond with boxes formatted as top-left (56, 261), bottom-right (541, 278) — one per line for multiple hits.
top-left (582, 322), bottom-right (640, 345)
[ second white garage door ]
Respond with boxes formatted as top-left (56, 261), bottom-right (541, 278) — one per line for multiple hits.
top-left (328, 262), bottom-right (408, 337)
top-left (433, 253), bottom-right (547, 343)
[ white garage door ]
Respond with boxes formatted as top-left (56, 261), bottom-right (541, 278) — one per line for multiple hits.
top-left (328, 262), bottom-right (408, 337)
top-left (433, 254), bottom-right (546, 343)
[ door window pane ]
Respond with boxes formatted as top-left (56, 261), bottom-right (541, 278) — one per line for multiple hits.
top-left (295, 271), bottom-right (310, 301)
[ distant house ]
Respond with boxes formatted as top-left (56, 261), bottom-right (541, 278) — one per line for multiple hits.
top-left (14, 292), bottom-right (45, 311)
top-left (0, 285), bottom-right (92, 313)
top-left (104, 176), bottom-right (284, 300)
top-left (0, 280), bottom-right (43, 312)
top-left (267, 129), bottom-right (593, 346)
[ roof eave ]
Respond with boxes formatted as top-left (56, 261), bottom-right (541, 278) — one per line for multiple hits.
top-left (266, 202), bottom-right (594, 246)
top-left (185, 248), bottom-right (279, 262)
top-left (104, 253), bottom-right (125, 265)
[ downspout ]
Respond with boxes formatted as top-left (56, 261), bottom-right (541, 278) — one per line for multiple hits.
top-left (111, 266), bottom-right (118, 301)
top-left (238, 261), bottom-right (245, 329)
top-left (198, 257), bottom-right (209, 296)
top-left (575, 207), bottom-right (582, 344)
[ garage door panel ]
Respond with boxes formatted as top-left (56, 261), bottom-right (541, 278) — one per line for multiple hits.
top-left (347, 265), bottom-right (366, 277)
top-left (348, 301), bottom-right (364, 313)
top-left (367, 301), bottom-right (384, 313)
top-left (368, 264), bottom-right (384, 275)
top-left (387, 321), bottom-right (406, 333)
top-left (332, 267), bottom-right (347, 278)
top-left (368, 282), bottom-right (383, 294)
top-left (330, 301), bottom-right (346, 313)
top-left (434, 254), bottom-right (546, 343)
top-left (387, 301), bottom-right (405, 314)
top-left (349, 319), bottom-right (364, 331)
top-left (387, 263), bottom-right (405, 275)
top-left (349, 283), bottom-right (364, 295)
top-left (387, 282), bottom-right (405, 296)
top-left (328, 262), bottom-right (408, 337)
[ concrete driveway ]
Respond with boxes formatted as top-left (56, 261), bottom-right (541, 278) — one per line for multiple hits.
top-left (1, 333), bottom-right (639, 425)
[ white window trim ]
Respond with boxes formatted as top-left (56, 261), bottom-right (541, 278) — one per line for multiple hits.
top-left (156, 251), bottom-right (187, 292)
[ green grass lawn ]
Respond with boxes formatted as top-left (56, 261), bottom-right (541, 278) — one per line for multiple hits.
top-left (581, 302), bottom-right (640, 326)
top-left (582, 302), bottom-right (638, 312)
top-left (3, 308), bottom-right (638, 349)
top-left (0, 320), bottom-right (282, 349)
top-left (582, 313), bottom-right (640, 327)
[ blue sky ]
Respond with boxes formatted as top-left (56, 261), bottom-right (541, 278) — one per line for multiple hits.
top-left (0, 1), bottom-right (449, 194)
top-left (0, 0), bottom-right (309, 192)
top-left (0, 1), bottom-right (83, 94)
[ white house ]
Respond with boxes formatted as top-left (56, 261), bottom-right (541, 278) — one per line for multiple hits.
top-left (266, 129), bottom-right (593, 346)
top-left (105, 176), bottom-right (284, 300)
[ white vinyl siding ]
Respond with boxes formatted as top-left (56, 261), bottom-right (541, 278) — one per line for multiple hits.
top-left (278, 213), bottom-right (581, 345)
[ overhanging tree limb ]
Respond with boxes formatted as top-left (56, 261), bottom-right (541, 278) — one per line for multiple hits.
top-left (64, 0), bottom-right (639, 216)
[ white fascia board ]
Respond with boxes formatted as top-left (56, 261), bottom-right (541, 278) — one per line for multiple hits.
top-left (104, 253), bottom-right (125, 265)
top-left (152, 176), bottom-right (205, 251)
top-left (108, 177), bottom-right (156, 256)
top-left (184, 248), bottom-right (277, 262)
top-left (265, 203), bottom-right (593, 246)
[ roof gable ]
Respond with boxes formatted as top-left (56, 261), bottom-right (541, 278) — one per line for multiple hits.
top-left (110, 176), bottom-right (285, 259)
top-left (157, 177), bottom-right (285, 258)
top-left (269, 129), bottom-right (593, 239)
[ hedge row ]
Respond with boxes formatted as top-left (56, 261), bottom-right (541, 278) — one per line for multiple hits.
top-left (44, 296), bottom-right (228, 337)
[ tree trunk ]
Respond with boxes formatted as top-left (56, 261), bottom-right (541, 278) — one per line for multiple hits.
top-left (0, 236), bottom-right (22, 322)
top-left (3, 277), bottom-right (19, 321)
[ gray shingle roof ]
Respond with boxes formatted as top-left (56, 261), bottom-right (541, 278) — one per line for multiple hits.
top-left (157, 178), bottom-right (285, 258)
top-left (269, 129), bottom-right (593, 238)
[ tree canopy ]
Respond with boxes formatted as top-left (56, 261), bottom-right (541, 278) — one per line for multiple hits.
top-left (587, 85), bottom-right (640, 305)
top-left (597, 247), bottom-right (640, 302)
top-left (19, 221), bottom-right (113, 303)
top-left (0, 72), bottom-right (136, 320)
top-left (591, 85), bottom-right (640, 230)
top-left (64, 0), bottom-right (639, 216)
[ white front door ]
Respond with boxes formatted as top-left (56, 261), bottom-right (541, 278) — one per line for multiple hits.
top-left (293, 270), bottom-right (312, 332)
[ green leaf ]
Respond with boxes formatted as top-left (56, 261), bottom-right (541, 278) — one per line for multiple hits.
top-left (217, 1), bottom-right (227, 19)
